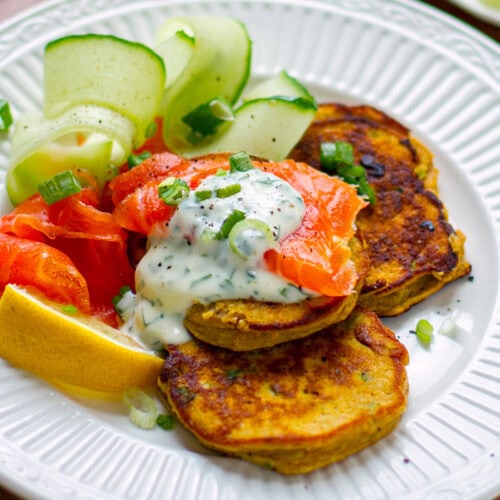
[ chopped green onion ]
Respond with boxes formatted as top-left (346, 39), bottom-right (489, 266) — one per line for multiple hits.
top-left (200, 227), bottom-right (217, 242)
top-left (128, 150), bottom-right (151, 168)
top-left (195, 183), bottom-right (241, 201)
top-left (438, 309), bottom-right (460, 336)
top-left (0, 99), bottom-right (13, 132)
top-left (112, 285), bottom-right (132, 307)
top-left (319, 141), bottom-right (375, 204)
top-left (229, 151), bottom-right (253, 172)
top-left (215, 209), bottom-right (246, 239)
top-left (122, 387), bottom-right (158, 429)
top-left (112, 285), bottom-right (135, 321)
top-left (158, 177), bottom-right (190, 205)
top-left (182, 96), bottom-right (234, 140)
top-left (227, 369), bottom-right (241, 380)
top-left (37, 170), bottom-right (82, 205)
top-left (156, 414), bottom-right (175, 430)
top-left (216, 183), bottom-right (241, 198)
top-left (228, 218), bottom-right (275, 260)
top-left (145, 121), bottom-right (158, 139)
top-left (195, 189), bottom-right (212, 202)
top-left (215, 168), bottom-right (228, 176)
top-left (415, 318), bottom-right (433, 344)
top-left (320, 141), bottom-right (354, 170)
top-left (61, 304), bottom-right (78, 314)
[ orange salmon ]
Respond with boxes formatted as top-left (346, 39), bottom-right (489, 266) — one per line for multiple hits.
top-left (110, 154), bottom-right (366, 297)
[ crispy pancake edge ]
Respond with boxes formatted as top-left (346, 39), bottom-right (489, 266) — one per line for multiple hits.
top-left (184, 235), bottom-right (369, 350)
top-left (158, 308), bottom-right (409, 474)
top-left (290, 103), bottom-right (471, 316)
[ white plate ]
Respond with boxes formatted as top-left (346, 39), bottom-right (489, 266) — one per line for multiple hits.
top-left (0, 1), bottom-right (499, 499)
top-left (447, 0), bottom-right (500, 26)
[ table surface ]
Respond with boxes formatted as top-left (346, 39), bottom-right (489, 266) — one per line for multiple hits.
top-left (0, 0), bottom-right (498, 499)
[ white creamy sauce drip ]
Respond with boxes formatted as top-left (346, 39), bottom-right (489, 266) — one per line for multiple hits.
top-left (121, 167), bottom-right (312, 349)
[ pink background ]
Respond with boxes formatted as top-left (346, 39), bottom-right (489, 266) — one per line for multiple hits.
top-left (0, 0), bottom-right (497, 499)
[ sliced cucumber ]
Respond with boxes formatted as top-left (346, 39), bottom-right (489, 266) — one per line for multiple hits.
top-left (157, 16), bottom-right (251, 154)
top-left (7, 105), bottom-right (134, 205)
top-left (243, 70), bottom-right (314, 102)
top-left (155, 22), bottom-right (194, 89)
top-left (181, 96), bottom-right (317, 161)
top-left (7, 139), bottom-right (113, 206)
top-left (44, 34), bottom-right (166, 146)
top-left (179, 71), bottom-right (317, 161)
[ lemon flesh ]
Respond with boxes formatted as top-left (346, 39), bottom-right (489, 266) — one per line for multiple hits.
top-left (0, 284), bottom-right (163, 395)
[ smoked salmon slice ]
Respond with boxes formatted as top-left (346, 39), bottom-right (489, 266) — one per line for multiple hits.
top-left (0, 188), bottom-right (135, 326)
top-left (110, 153), bottom-right (366, 297)
top-left (0, 232), bottom-right (91, 313)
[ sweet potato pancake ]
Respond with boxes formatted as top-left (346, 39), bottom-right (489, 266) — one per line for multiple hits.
top-left (158, 308), bottom-right (408, 475)
top-left (184, 235), bottom-right (369, 351)
top-left (290, 103), bottom-right (471, 316)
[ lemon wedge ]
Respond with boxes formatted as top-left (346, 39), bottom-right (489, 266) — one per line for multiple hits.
top-left (0, 284), bottom-right (163, 396)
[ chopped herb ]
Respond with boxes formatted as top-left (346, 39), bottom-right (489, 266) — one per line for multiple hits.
top-left (227, 369), bottom-right (241, 380)
top-left (229, 151), bottom-right (254, 173)
top-left (320, 141), bottom-right (354, 169)
top-left (215, 209), bottom-right (246, 239)
top-left (37, 171), bottom-right (82, 205)
top-left (228, 218), bottom-right (274, 260)
top-left (156, 414), bottom-right (175, 430)
top-left (216, 183), bottom-right (241, 198)
top-left (319, 141), bottom-right (375, 204)
top-left (220, 278), bottom-right (234, 289)
top-left (158, 177), bottom-right (190, 206)
top-left (182, 96), bottom-right (234, 141)
top-left (112, 285), bottom-right (132, 307)
top-left (0, 99), bottom-right (13, 132)
top-left (415, 167), bottom-right (427, 179)
top-left (412, 318), bottom-right (433, 344)
top-left (195, 189), bottom-right (213, 202)
top-left (122, 387), bottom-right (158, 429)
top-left (191, 274), bottom-right (213, 288)
top-left (61, 304), bottom-right (78, 314)
top-left (200, 227), bottom-right (217, 242)
top-left (175, 386), bottom-right (195, 404)
top-left (128, 151), bottom-right (151, 168)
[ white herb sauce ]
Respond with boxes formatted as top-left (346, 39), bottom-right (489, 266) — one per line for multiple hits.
top-left (121, 168), bottom-right (312, 349)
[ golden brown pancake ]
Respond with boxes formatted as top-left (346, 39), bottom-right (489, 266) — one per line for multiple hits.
top-left (158, 308), bottom-right (408, 475)
top-left (184, 235), bottom-right (369, 351)
top-left (290, 103), bottom-right (471, 316)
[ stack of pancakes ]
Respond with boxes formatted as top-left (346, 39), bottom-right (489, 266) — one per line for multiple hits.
top-left (158, 104), bottom-right (470, 474)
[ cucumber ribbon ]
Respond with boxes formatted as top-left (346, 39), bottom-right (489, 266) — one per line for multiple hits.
top-left (7, 35), bottom-right (166, 205)
top-left (156, 17), bottom-right (317, 160)
top-left (6, 18), bottom-right (317, 206)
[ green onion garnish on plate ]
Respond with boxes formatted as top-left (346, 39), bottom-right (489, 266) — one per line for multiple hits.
top-left (122, 387), bottom-right (159, 429)
top-left (228, 218), bottom-right (274, 260)
top-left (158, 177), bottom-right (190, 206)
top-left (320, 141), bottom-right (375, 204)
top-left (37, 171), bottom-right (82, 205)
top-left (128, 151), bottom-right (152, 169)
top-left (414, 318), bottom-right (433, 344)
top-left (229, 151), bottom-right (254, 173)
top-left (215, 209), bottom-right (246, 239)
top-left (0, 99), bottom-right (13, 132)
top-left (182, 96), bottom-right (234, 141)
